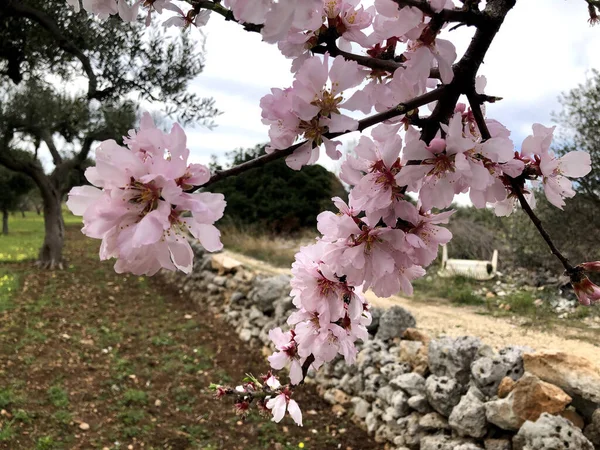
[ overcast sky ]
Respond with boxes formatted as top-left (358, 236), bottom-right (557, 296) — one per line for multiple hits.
top-left (181, 0), bottom-right (600, 174)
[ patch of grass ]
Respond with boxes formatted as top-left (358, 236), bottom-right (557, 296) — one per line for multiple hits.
top-left (35, 435), bottom-right (62, 450)
top-left (0, 387), bottom-right (18, 408)
top-left (220, 224), bottom-right (305, 268)
top-left (13, 409), bottom-right (32, 423)
top-left (151, 334), bottom-right (175, 346)
top-left (52, 410), bottom-right (72, 426)
top-left (0, 420), bottom-right (15, 441)
top-left (118, 408), bottom-right (145, 426)
top-left (413, 275), bottom-right (485, 306)
top-left (0, 212), bottom-right (80, 262)
top-left (122, 389), bottom-right (148, 406)
top-left (47, 385), bottom-right (69, 409)
top-left (503, 291), bottom-right (537, 315)
top-left (0, 269), bottom-right (19, 312)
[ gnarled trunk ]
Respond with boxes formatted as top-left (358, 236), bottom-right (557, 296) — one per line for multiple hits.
top-left (2, 208), bottom-right (8, 235)
top-left (37, 183), bottom-right (65, 269)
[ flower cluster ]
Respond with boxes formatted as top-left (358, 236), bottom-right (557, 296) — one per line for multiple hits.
top-left (67, 113), bottom-right (226, 275)
top-left (212, 372), bottom-right (303, 426)
top-left (260, 53), bottom-right (366, 169)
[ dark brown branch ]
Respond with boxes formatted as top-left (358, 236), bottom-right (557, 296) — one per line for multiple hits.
top-left (1, 0), bottom-right (106, 100)
top-left (393, 0), bottom-right (490, 27)
top-left (191, 0), bottom-right (263, 32)
top-left (312, 44), bottom-right (441, 79)
top-left (198, 86), bottom-right (447, 190)
top-left (42, 131), bottom-right (63, 165)
top-left (300, 355), bottom-right (316, 384)
top-left (311, 45), bottom-right (404, 73)
top-left (466, 94), bottom-right (576, 274)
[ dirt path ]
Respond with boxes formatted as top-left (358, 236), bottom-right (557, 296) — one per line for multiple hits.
top-left (226, 250), bottom-right (600, 363)
top-left (0, 229), bottom-right (378, 450)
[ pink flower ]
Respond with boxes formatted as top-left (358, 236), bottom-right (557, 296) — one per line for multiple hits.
top-left (520, 124), bottom-right (555, 157)
top-left (261, 54), bottom-right (366, 170)
top-left (266, 389), bottom-right (303, 426)
top-left (539, 149), bottom-right (591, 209)
top-left (267, 328), bottom-right (304, 385)
top-left (67, 113), bottom-right (225, 275)
top-left (81, 0), bottom-right (118, 18)
top-left (572, 275), bottom-right (600, 306)
top-left (261, 0), bottom-right (323, 43)
top-left (341, 126), bottom-right (405, 224)
top-left (223, 0), bottom-right (272, 24)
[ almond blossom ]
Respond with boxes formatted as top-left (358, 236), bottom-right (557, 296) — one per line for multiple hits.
top-left (539, 149), bottom-right (592, 209)
top-left (266, 388), bottom-right (303, 426)
top-left (261, 54), bottom-right (366, 169)
top-left (67, 113), bottom-right (225, 275)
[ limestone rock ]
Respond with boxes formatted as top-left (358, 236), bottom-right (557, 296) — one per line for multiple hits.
top-left (484, 438), bottom-right (512, 450)
top-left (407, 394), bottom-right (431, 413)
top-left (324, 388), bottom-right (351, 405)
top-left (559, 408), bottom-right (584, 430)
top-left (419, 412), bottom-right (450, 431)
top-left (398, 340), bottom-right (429, 376)
top-left (485, 393), bottom-right (522, 431)
top-left (395, 412), bottom-right (424, 448)
top-left (512, 413), bottom-right (594, 450)
top-left (471, 346), bottom-right (531, 397)
top-left (429, 336), bottom-right (482, 385)
top-left (380, 362), bottom-right (411, 380)
top-left (375, 306), bottom-right (416, 341)
top-left (421, 435), bottom-right (483, 450)
top-left (425, 375), bottom-right (462, 417)
top-left (390, 372), bottom-right (426, 396)
top-left (583, 408), bottom-right (600, 445)
top-left (402, 328), bottom-right (430, 343)
top-left (248, 274), bottom-right (291, 314)
top-left (511, 373), bottom-right (571, 422)
top-left (211, 253), bottom-right (242, 274)
top-left (523, 351), bottom-right (600, 404)
top-left (390, 390), bottom-right (410, 417)
top-left (449, 389), bottom-right (488, 438)
top-left (351, 397), bottom-right (370, 419)
top-left (497, 377), bottom-right (516, 399)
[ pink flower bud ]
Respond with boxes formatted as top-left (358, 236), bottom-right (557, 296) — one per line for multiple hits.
top-left (455, 103), bottom-right (466, 113)
top-left (579, 261), bottom-right (600, 273)
top-left (572, 275), bottom-right (600, 306)
top-left (427, 138), bottom-right (446, 153)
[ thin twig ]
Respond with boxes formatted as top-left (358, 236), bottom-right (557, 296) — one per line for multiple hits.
top-left (466, 94), bottom-right (576, 274)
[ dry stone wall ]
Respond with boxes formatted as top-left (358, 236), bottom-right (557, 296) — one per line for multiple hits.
top-left (161, 245), bottom-right (600, 450)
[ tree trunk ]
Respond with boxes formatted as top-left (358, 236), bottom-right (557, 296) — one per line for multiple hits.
top-left (2, 209), bottom-right (8, 235)
top-left (37, 188), bottom-right (65, 269)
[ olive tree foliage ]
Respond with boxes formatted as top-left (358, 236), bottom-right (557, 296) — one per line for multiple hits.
top-left (0, 0), bottom-right (220, 268)
top-left (0, 157), bottom-right (35, 235)
top-left (554, 68), bottom-right (600, 204)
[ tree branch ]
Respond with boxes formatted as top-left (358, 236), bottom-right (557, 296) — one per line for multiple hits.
top-left (198, 86), bottom-right (447, 190)
top-left (392, 0), bottom-right (490, 27)
top-left (1, 0), bottom-right (107, 100)
top-left (42, 131), bottom-right (63, 165)
top-left (466, 93), bottom-right (576, 274)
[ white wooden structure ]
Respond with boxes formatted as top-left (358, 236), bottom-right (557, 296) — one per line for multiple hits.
top-left (438, 246), bottom-right (499, 280)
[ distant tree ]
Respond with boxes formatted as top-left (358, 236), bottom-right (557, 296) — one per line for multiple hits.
top-left (209, 145), bottom-right (348, 234)
top-left (0, 163), bottom-right (34, 235)
top-left (0, 0), bottom-right (219, 268)
top-left (554, 69), bottom-right (600, 204)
